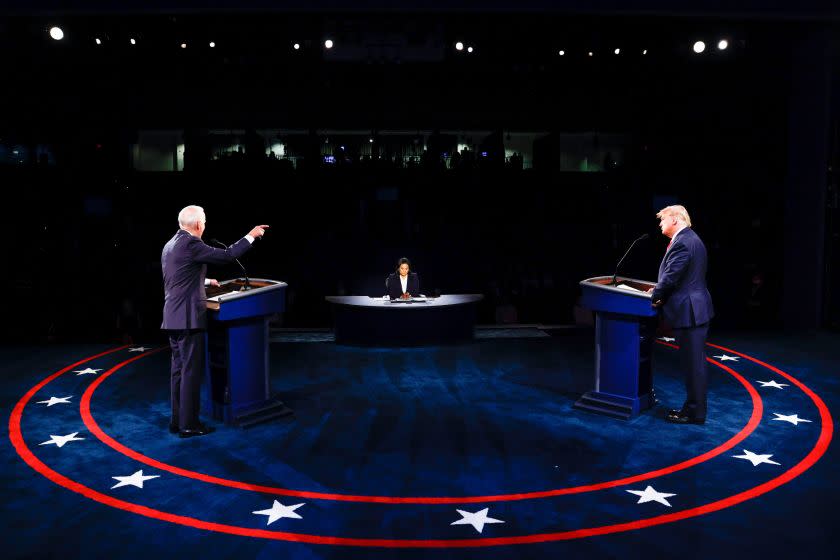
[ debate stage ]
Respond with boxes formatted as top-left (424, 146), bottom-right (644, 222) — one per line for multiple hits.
top-left (3, 328), bottom-right (838, 559)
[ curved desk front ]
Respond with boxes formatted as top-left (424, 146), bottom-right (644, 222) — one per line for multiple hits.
top-left (325, 295), bottom-right (484, 346)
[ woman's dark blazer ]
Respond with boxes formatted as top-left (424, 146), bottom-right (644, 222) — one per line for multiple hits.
top-left (387, 272), bottom-right (420, 299)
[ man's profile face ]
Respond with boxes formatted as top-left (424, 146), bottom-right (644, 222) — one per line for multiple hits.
top-left (399, 263), bottom-right (409, 276)
top-left (659, 214), bottom-right (678, 238)
top-left (197, 219), bottom-right (206, 239)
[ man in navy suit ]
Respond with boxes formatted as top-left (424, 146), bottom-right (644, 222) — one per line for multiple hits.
top-left (386, 257), bottom-right (420, 300)
top-left (161, 205), bottom-right (268, 438)
top-left (651, 205), bottom-right (714, 424)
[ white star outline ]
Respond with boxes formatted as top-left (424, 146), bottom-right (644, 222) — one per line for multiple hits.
top-left (732, 449), bottom-right (781, 467)
top-left (757, 380), bottom-right (789, 389)
top-left (111, 470), bottom-right (160, 489)
top-left (450, 508), bottom-right (505, 534)
top-left (39, 432), bottom-right (85, 448)
top-left (36, 396), bottom-right (73, 407)
top-left (626, 485), bottom-right (677, 507)
top-left (713, 354), bottom-right (739, 362)
top-left (252, 500), bottom-right (305, 525)
top-left (772, 413), bottom-right (812, 426)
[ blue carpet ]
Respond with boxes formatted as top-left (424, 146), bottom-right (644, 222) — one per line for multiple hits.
top-left (2, 330), bottom-right (838, 559)
top-left (269, 327), bottom-right (550, 343)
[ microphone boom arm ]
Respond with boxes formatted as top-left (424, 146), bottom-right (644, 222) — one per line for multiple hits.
top-left (210, 239), bottom-right (251, 290)
top-left (612, 234), bottom-right (649, 286)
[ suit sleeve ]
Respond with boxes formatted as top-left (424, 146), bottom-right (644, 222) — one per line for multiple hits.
top-left (187, 237), bottom-right (252, 265)
top-left (653, 243), bottom-right (690, 302)
top-left (386, 274), bottom-right (397, 298)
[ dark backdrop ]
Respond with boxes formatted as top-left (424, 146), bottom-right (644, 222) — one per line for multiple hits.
top-left (0, 13), bottom-right (833, 342)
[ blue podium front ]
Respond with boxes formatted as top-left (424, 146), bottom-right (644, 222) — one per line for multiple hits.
top-left (576, 276), bottom-right (658, 420)
top-left (203, 278), bottom-right (291, 427)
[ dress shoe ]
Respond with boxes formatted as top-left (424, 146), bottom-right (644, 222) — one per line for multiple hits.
top-left (666, 411), bottom-right (705, 424)
top-left (168, 423), bottom-right (179, 434)
top-left (179, 424), bottom-right (216, 438)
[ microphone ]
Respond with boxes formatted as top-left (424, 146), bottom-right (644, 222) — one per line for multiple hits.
top-left (210, 239), bottom-right (251, 291)
top-left (612, 233), bottom-right (650, 286)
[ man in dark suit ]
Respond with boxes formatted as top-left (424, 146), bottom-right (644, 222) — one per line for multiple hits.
top-left (651, 205), bottom-right (714, 424)
top-left (161, 205), bottom-right (268, 438)
top-left (386, 257), bottom-right (420, 300)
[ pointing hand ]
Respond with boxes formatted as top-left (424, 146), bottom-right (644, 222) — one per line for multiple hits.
top-left (249, 225), bottom-right (270, 238)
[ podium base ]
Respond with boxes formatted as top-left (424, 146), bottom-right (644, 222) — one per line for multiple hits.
top-left (573, 390), bottom-right (656, 420)
top-left (234, 397), bottom-right (294, 428)
top-left (204, 395), bottom-right (294, 428)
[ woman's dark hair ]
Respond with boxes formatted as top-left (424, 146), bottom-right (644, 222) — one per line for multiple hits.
top-left (396, 257), bottom-right (411, 272)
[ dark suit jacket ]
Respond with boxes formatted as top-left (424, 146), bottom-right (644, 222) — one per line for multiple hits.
top-left (653, 227), bottom-right (714, 329)
top-left (161, 229), bottom-right (252, 330)
top-left (387, 272), bottom-right (420, 299)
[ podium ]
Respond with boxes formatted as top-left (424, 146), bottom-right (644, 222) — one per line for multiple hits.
top-left (203, 278), bottom-right (292, 427)
top-left (575, 276), bottom-right (658, 419)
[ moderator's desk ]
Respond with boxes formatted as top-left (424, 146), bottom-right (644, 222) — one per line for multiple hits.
top-left (325, 295), bottom-right (484, 346)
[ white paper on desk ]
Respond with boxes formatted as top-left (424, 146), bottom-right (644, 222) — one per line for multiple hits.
top-left (615, 283), bottom-right (646, 293)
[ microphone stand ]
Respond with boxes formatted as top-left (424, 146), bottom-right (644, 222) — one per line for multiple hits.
top-left (210, 239), bottom-right (251, 291)
top-left (612, 234), bottom-right (649, 286)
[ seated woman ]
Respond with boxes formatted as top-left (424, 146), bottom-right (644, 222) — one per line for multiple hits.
top-left (387, 257), bottom-right (420, 299)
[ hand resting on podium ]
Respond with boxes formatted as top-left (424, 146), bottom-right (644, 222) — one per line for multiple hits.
top-left (646, 286), bottom-right (663, 307)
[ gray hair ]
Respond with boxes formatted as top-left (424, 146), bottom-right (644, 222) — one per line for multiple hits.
top-left (656, 204), bottom-right (692, 227)
top-left (178, 205), bottom-right (206, 228)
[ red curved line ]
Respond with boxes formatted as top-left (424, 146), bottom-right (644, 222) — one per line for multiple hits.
top-left (8, 344), bottom-right (834, 547)
top-left (705, 342), bottom-right (824, 397)
top-left (78, 342), bottom-right (761, 504)
top-left (8, 345), bottom-right (130, 433)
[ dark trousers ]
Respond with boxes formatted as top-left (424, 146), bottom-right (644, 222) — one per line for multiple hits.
top-left (673, 322), bottom-right (710, 419)
top-left (168, 329), bottom-right (206, 430)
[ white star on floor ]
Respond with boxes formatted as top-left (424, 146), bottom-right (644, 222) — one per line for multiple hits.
top-left (39, 432), bottom-right (85, 448)
top-left (658, 337), bottom-right (676, 342)
top-left (626, 485), bottom-right (677, 507)
top-left (111, 469), bottom-right (160, 489)
top-left (713, 354), bottom-right (739, 362)
top-left (73, 368), bottom-right (102, 376)
top-left (128, 347), bottom-right (150, 352)
top-left (450, 508), bottom-right (505, 534)
top-left (36, 396), bottom-right (73, 407)
top-left (772, 413), bottom-right (812, 426)
top-left (733, 449), bottom-right (781, 466)
top-left (252, 500), bottom-right (305, 525)
top-left (757, 380), bottom-right (789, 389)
